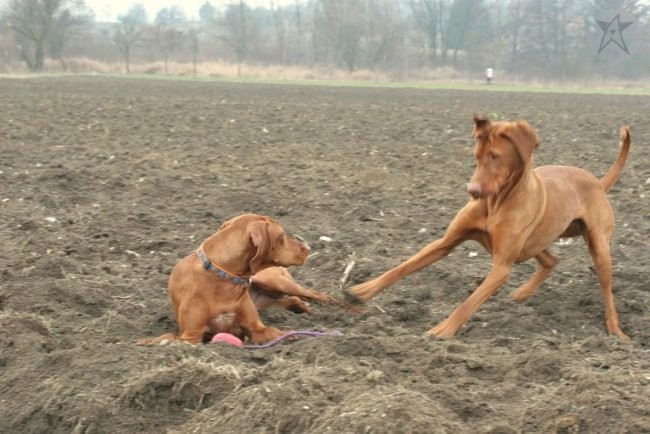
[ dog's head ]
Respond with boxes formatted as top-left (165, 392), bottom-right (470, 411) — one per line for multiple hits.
top-left (467, 115), bottom-right (540, 199)
top-left (216, 214), bottom-right (310, 274)
top-left (245, 216), bottom-right (310, 273)
top-left (214, 214), bottom-right (310, 274)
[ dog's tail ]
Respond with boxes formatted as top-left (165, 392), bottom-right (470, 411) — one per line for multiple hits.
top-left (600, 126), bottom-right (631, 192)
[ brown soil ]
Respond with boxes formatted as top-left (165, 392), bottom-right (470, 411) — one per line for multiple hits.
top-left (1, 77), bottom-right (649, 433)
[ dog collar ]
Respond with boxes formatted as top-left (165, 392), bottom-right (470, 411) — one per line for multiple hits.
top-left (197, 246), bottom-right (250, 287)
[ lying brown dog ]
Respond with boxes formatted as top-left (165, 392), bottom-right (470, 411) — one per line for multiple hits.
top-left (138, 214), bottom-right (351, 345)
top-left (347, 116), bottom-right (631, 339)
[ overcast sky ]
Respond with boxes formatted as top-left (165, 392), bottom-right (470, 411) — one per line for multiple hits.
top-left (86, 0), bottom-right (296, 22)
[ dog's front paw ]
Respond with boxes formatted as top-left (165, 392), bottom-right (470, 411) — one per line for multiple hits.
top-left (136, 333), bottom-right (177, 346)
top-left (249, 326), bottom-right (283, 344)
top-left (425, 320), bottom-right (459, 339)
top-left (342, 288), bottom-right (367, 305)
top-left (344, 281), bottom-right (379, 304)
top-left (607, 325), bottom-right (631, 341)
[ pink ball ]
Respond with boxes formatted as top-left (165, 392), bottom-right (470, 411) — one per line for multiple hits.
top-left (211, 333), bottom-right (243, 347)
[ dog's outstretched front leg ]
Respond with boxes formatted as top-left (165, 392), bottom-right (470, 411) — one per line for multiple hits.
top-left (347, 236), bottom-right (461, 302)
top-left (346, 202), bottom-right (485, 302)
top-left (252, 267), bottom-right (331, 303)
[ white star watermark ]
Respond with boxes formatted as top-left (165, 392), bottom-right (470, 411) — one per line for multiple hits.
top-left (596, 13), bottom-right (634, 55)
top-left (590, 10), bottom-right (641, 62)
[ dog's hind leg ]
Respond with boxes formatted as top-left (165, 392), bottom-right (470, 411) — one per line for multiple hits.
top-left (583, 229), bottom-right (629, 340)
top-left (511, 249), bottom-right (557, 302)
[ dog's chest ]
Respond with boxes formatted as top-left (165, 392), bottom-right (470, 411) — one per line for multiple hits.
top-left (210, 313), bottom-right (236, 332)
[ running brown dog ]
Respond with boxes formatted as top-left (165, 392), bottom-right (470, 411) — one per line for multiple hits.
top-left (347, 116), bottom-right (631, 339)
top-left (138, 214), bottom-right (351, 345)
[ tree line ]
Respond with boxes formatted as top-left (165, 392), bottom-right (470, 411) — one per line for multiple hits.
top-left (1, 0), bottom-right (649, 81)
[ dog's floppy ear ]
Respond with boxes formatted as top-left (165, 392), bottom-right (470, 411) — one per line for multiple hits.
top-left (502, 120), bottom-right (540, 165)
top-left (248, 220), bottom-right (271, 273)
top-left (472, 115), bottom-right (492, 139)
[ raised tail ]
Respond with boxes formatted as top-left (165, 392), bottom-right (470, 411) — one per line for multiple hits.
top-left (600, 126), bottom-right (631, 192)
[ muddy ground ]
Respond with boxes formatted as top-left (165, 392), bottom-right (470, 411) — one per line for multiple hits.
top-left (1, 76), bottom-right (649, 433)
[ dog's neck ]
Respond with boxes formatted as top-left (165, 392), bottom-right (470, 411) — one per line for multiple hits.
top-left (487, 159), bottom-right (543, 214)
top-left (201, 235), bottom-right (253, 277)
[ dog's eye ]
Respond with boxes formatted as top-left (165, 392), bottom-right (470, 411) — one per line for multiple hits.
top-left (488, 152), bottom-right (499, 161)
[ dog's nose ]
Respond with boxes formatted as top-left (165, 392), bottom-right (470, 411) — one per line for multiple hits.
top-left (467, 182), bottom-right (483, 199)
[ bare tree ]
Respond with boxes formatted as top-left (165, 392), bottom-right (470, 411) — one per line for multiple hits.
top-left (410, 0), bottom-right (442, 65)
top-left (509, 0), bottom-right (522, 67)
top-left (291, 0), bottom-right (312, 66)
top-left (153, 27), bottom-right (184, 74)
top-left (5, 0), bottom-right (88, 71)
top-left (48, 5), bottom-right (91, 70)
top-left (187, 26), bottom-right (200, 77)
top-left (223, 0), bottom-right (259, 77)
top-left (199, 1), bottom-right (216, 22)
top-left (514, 0), bottom-right (561, 76)
top-left (270, 0), bottom-right (287, 65)
top-left (113, 4), bottom-right (147, 74)
top-left (362, 0), bottom-right (402, 74)
top-left (153, 6), bottom-right (186, 74)
top-left (314, 0), bottom-right (364, 72)
top-left (446, 0), bottom-right (471, 66)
